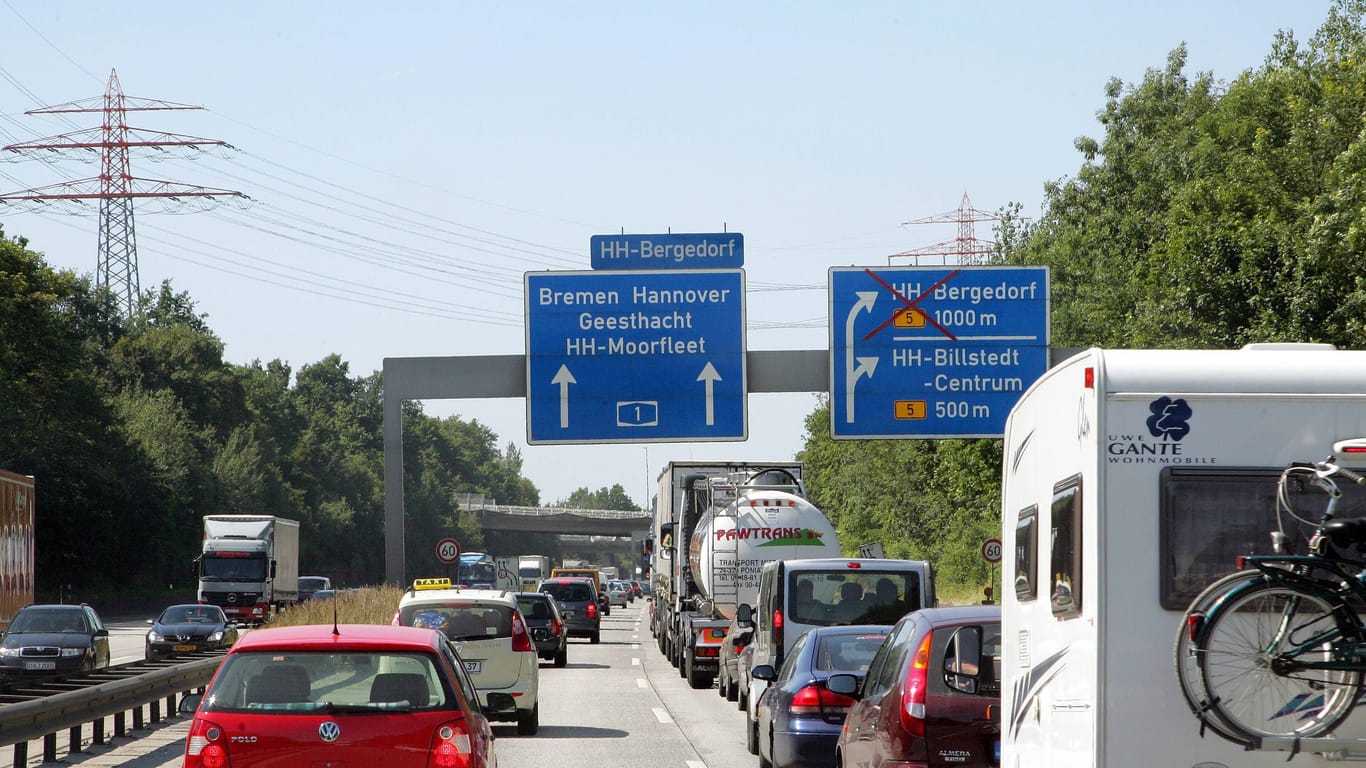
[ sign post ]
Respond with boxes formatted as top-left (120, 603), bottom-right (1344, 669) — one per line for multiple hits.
top-left (525, 269), bottom-right (747, 444)
top-left (828, 265), bottom-right (1049, 439)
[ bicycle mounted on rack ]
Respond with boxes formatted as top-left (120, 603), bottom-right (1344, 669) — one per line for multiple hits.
top-left (1179, 437), bottom-right (1366, 752)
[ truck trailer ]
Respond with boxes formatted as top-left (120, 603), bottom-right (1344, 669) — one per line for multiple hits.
top-left (198, 515), bottom-right (300, 624)
top-left (517, 554), bottom-right (551, 590)
top-left (0, 470), bottom-right (34, 630)
top-left (650, 461), bottom-right (840, 689)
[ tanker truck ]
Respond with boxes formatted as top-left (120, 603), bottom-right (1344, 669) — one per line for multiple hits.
top-left (650, 461), bottom-right (840, 689)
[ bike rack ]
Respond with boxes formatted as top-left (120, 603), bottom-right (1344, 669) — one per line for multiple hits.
top-left (1256, 736), bottom-right (1366, 761)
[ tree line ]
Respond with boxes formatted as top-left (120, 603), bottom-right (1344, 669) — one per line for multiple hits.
top-left (5, 1), bottom-right (1366, 601)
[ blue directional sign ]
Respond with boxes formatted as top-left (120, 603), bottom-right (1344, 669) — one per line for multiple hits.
top-left (526, 269), bottom-right (747, 444)
top-left (828, 266), bottom-right (1050, 439)
top-left (591, 233), bottom-right (744, 270)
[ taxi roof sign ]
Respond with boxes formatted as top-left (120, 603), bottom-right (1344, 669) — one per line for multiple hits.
top-left (412, 577), bottom-right (453, 591)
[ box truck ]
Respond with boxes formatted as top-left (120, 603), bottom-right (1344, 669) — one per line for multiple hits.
top-left (0, 470), bottom-right (34, 630)
top-left (198, 515), bottom-right (300, 624)
top-left (1000, 345), bottom-right (1366, 767)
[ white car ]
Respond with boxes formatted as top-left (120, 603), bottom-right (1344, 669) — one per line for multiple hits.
top-left (393, 578), bottom-right (541, 734)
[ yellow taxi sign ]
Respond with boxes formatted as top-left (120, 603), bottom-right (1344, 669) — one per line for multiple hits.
top-left (412, 577), bottom-right (453, 591)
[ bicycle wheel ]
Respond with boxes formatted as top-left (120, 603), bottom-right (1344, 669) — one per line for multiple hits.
top-left (1198, 582), bottom-right (1362, 740)
top-left (1172, 570), bottom-right (1265, 742)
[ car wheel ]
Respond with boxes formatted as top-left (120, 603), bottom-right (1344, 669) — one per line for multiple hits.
top-left (758, 728), bottom-right (773, 768)
top-left (554, 644), bottom-right (567, 668)
top-left (746, 709), bottom-right (760, 755)
top-left (516, 703), bottom-right (539, 736)
top-left (591, 630), bottom-right (601, 644)
top-left (726, 675), bottom-right (739, 702)
top-left (738, 684), bottom-right (747, 712)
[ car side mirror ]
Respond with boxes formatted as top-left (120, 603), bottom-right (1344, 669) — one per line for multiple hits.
top-left (944, 626), bottom-right (984, 694)
top-left (485, 692), bottom-right (518, 715)
top-left (751, 664), bottom-right (777, 682)
top-left (735, 603), bottom-right (753, 627)
top-left (178, 693), bottom-right (203, 715)
top-left (825, 673), bottom-right (860, 697)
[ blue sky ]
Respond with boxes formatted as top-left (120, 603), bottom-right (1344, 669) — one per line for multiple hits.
top-left (0, 2), bottom-right (1337, 505)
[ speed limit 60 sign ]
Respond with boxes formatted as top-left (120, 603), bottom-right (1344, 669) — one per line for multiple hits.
top-left (436, 537), bottom-right (461, 564)
top-left (981, 538), bottom-right (1003, 563)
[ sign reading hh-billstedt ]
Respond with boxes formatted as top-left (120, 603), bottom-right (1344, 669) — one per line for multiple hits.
top-left (591, 233), bottom-right (744, 270)
top-left (525, 269), bottom-right (747, 444)
top-left (828, 265), bottom-right (1049, 439)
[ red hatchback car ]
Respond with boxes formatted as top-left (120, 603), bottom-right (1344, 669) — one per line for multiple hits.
top-left (828, 605), bottom-right (1001, 768)
top-left (179, 623), bottom-right (509, 768)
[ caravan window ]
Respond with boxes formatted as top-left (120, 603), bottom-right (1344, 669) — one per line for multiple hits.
top-left (1014, 505), bottom-right (1038, 601)
top-left (1158, 467), bottom-right (1366, 609)
top-left (1049, 476), bottom-right (1082, 618)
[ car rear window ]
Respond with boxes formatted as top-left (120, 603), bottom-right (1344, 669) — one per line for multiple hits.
top-left (540, 582), bottom-right (591, 603)
top-left (397, 603), bottom-right (515, 639)
top-left (787, 570), bottom-right (923, 626)
top-left (814, 632), bottom-right (890, 673)
top-left (202, 651), bottom-right (450, 712)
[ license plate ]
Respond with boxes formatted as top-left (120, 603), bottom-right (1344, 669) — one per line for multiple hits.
top-left (23, 661), bottom-right (55, 671)
top-left (463, 660), bottom-right (481, 673)
top-left (563, 610), bottom-right (574, 618)
top-left (174, 644), bottom-right (198, 652)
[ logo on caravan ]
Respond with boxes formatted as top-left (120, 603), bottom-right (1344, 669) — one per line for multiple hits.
top-left (1106, 397), bottom-right (1215, 465)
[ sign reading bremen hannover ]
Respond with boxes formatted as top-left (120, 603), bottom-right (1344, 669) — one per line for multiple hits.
top-left (525, 269), bottom-right (747, 444)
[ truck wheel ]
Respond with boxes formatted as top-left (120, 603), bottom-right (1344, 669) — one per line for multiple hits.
top-left (687, 660), bottom-right (712, 690)
top-left (726, 674), bottom-right (738, 702)
top-left (678, 648), bottom-right (688, 678)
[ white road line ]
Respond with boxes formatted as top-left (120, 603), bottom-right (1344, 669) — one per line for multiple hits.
top-left (631, 657), bottom-right (641, 665)
top-left (631, 643), bottom-right (640, 649)
top-left (686, 761), bottom-right (707, 768)
top-left (653, 707), bottom-right (673, 723)
top-left (637, 678), bottom-right (648, 688)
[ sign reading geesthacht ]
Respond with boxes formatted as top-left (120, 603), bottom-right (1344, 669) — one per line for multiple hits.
top-left (591, 233), bottom-right (744, 270)
top-left (525, 269), bottom-right (746, 444)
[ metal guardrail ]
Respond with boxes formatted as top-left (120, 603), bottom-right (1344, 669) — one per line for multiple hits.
top-left (0, 656), bottom-right (219, 763)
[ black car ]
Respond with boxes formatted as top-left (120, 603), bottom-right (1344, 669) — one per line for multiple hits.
top-left (515, 591), bottom-right (568, 667)
top-left (146, 603), bottom-right (240, 660)
top-left (754, 624), bottom-right (891, 768)
top-left (0, 604), bottom-right (111, 676)
top-left (537, 577), bottom-right (601, 644)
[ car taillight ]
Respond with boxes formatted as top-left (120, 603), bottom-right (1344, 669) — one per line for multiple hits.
top-left (429, 718), bottom-right (473, 768)
top-left (773, 609), bottom-right (783, 647)
top-left (586, 600), bottom-right (598, 619)
top-left (900, 634), bottom-right (933, 736)
top-left (790, 683), bottom-right (856, 722)
top-left (184, 718), bottom-right (230, 768)
top-left (511, 612), bottom-right (534, 653)
top-left (695, 646), bottom-right (720, 658)
top-left (551, 617), bottom-right (563, 636)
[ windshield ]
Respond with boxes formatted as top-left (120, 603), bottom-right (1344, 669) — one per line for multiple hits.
top-left (814, 632), bottom-right (890, 673)
top-left (299, 577), bottom-right (329, 591)
top-left (201, 556), bottom-right (268, 581)
top-left (460, 562), bottom-right (497, 585)
top-left (159, 606), bottom-right (222, 624)
top-left (10, 609), bottom-right (87, 634)
top-left (202, 651), bottom-right (449, 713)
top-left (540, 582), bottom-right (592, 603)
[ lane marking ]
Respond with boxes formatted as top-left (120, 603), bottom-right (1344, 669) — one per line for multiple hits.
top-left (631, 657), bottom-right (641, 665)
top-left (636, 678), bottom-right (648, 688)
top-left (687, 762), bottom-right (707, 768)
top-left (652, 707), bottom-right (672, 723)
top-left (631, 643), bottom-right (640, 649)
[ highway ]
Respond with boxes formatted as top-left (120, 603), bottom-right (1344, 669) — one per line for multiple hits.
top-left (25, 601), bottom-right (755, 768)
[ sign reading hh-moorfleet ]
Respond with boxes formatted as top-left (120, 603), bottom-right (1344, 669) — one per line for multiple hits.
top-left (591, 233), bottom-right (744, 270)
top-left (525, 269), bottom-right (747, 444)
top-left (828, 265), bottom-right (1049, 439)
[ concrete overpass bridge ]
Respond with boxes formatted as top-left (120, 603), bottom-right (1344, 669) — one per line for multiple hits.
top-left (467, 504), bottom-right (652, 538)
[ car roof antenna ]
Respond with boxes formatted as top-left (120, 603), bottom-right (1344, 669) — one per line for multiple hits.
top-left (333, 600), bottom-right (340, 636)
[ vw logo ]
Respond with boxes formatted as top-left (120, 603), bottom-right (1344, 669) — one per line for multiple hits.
top-left (318, 721), bottom-right (340, 742)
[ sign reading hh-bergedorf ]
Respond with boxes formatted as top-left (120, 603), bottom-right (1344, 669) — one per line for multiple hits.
top-left (525, 269), bottom-right (747, 444)
top-left (828, 265), bottom-right (1049, 439)
top-left (591, 233), bottom-right (744, 270)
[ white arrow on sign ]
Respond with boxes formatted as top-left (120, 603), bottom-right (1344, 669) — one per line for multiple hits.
top-left (845, 291), bottom-right (879, 423)
top-left (697, 362), bottom-right (722, 426)
top-left (552, 364), bottom-right (576, 428)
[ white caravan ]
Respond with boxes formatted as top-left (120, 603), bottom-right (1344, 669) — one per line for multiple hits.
top-left (1001, 345), bottom-right (1366, 767)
